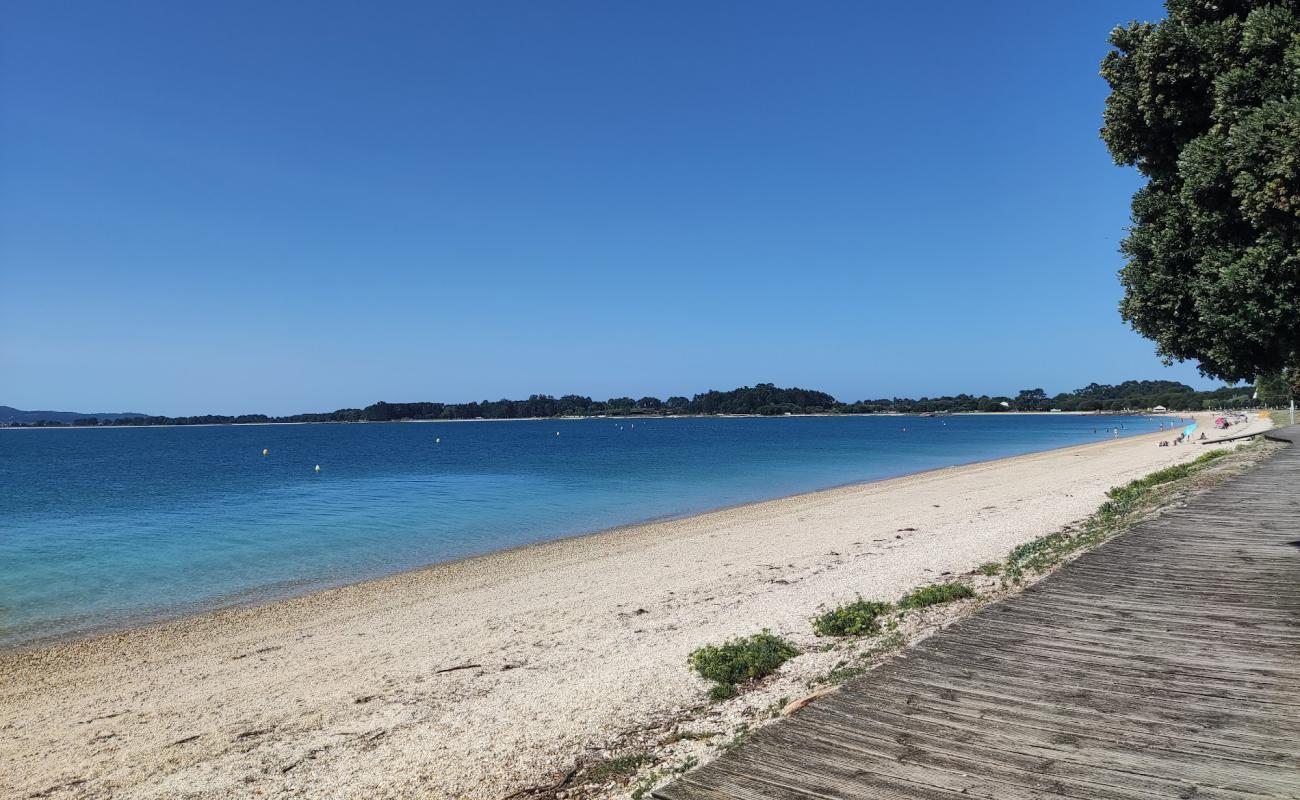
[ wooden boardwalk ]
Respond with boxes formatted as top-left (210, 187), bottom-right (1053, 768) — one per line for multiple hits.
top-left (657, 426), bottom-right (1300, 800)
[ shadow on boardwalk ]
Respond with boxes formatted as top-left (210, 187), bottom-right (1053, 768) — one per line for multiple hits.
top-left (657, 426), bottom-right (1300, 800)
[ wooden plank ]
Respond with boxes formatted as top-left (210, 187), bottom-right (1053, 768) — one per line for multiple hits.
top-left (828, 690), bottom-right (1300, 770)
top-left (656, 425), bottom-right (1300, 800)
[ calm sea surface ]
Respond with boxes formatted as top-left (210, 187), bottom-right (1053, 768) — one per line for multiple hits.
top-left (0, 414), bottom-right (1179, 646)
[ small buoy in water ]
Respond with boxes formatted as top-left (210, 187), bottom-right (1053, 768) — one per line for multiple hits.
top-left (555, 431), bottom-right (560, 436)
top-left (435, 437), bottom-right (441, 443)
top-left (314, 464), bottom-right (321, 473)
top-left (262, 448), bottom-right (269, 456)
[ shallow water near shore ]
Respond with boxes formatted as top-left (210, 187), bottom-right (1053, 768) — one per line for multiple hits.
top-left (0, 413), bottom-right (1176, 646)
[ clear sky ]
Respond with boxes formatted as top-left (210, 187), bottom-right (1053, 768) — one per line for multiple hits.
top-left (2, 0), bottom-right (1210, 416)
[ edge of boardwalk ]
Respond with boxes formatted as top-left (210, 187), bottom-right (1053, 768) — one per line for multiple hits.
top-left (656, 424), bottom-right (1300, 800)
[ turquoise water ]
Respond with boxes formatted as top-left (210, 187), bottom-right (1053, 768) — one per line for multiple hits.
top-left (0, 414), bottom-right (1176, 646)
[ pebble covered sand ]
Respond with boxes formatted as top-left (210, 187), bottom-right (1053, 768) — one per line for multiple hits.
top-left (0, 412), bottom-right (1270, 799)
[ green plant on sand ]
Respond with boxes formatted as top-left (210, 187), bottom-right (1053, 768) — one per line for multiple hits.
top-left (587, 752), bottom-right (654, 783)
top-left (688, 630), bottom-right (798, 698)
top-left (1004, 448), bottom-right (1237, 581)
top-left (812, 598), bottom-right (893, 637)
top-left (898, 582), bottom-right (976, 610)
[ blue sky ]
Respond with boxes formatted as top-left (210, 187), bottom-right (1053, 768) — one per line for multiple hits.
top-left (2, 0), bottom-right (1209, 416)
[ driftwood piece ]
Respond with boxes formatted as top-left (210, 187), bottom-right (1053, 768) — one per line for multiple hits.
top-left (780, 685), bottom-right (838, 716)
top-left (434, 663), bottom-right (482, 674)
top-left (502, 764), bottom-right (578, 799)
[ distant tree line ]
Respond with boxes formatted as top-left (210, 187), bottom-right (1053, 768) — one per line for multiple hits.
top-left (7, 380), bottom-right (1265, 427)
top-left (842, 380), bottom-right (1256, 415)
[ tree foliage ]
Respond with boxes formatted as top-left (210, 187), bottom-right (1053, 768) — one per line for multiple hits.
top-left (1255, 369), bottom-right (1299, 404)
top-left (1100, 0), bottom-right (1300, 381)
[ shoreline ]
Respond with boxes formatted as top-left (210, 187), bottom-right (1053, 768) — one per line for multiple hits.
top-left (3, 413), bottom-right (1194, 652)
top-left (0, 408), bottom-right (1192, 431)
top-left (0, 412), bottom-right (1271, 800)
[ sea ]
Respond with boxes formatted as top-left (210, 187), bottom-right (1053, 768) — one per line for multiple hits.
top-left (0, 413), bottom-right (1179, 647)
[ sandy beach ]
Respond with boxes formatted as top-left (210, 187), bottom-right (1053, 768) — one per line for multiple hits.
top-left (0, 412), bottom-right (1272, 800)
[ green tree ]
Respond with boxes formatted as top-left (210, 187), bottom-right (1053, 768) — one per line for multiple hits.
top-left (1100, 0), bottom-right (1300, 382)
top-left (1014, 388), bottom-right (1048, 411)
top-left (1255, 370), bottom-right (1298, 405)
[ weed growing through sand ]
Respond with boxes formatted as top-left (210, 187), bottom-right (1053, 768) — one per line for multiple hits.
top-left (812, 599), bottom-right (892, 637)
top-left (822, 661), bottom-right (869, 685)
top-left (587, 752), bottom-right (654, 782)
top-left (805, 629), bottom-right (909, 689)
top-left (875, 631), bottom-right (906, 653)
top-left (688, 630), bottom-right (798, 698)
top-left (721, 724), bottom-right (750, 750)
top-left (662, 730), bottom-right (717, 745)
top-left (978, 561), bottom-right (1002, 576)
top-left (1100, 468), bottom-right (1184, 514)
top-left (630, 773), bottom-right (659, 800)
top-left (898, 582), bottom-right (976, 610)
top-left (627, 753), bottom-right (699, 800)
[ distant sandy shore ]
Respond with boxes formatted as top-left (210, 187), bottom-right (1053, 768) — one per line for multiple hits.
top-left (0, 412), bottom-right (1271, 799)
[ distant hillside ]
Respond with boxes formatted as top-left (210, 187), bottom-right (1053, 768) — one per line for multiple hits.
top-left (0, 406), bottom-right (148, 424)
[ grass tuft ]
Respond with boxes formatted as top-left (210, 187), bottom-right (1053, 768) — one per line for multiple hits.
top-left (812, 599), bottom-right (892, 637)
top-left (977, 561), bottom-right (1002, 576)
top-left (898, 582), bottom-right (975, 610)
top-left (822, 662), bottom-right (869, 685)
top-left (662, 729), bottom-right (717, 745)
